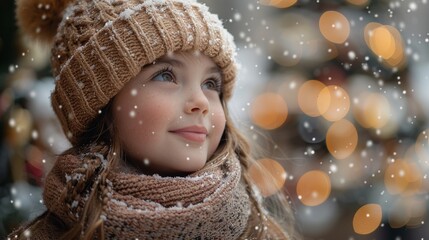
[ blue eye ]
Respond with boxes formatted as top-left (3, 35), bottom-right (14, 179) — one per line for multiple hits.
top-left (202, 78), bottom-right (222, 93)
top-left (152, 68), bottom-right (175, 82)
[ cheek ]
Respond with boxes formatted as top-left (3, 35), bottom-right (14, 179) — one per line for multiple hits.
top-left (113, 93), bottom-right (169, 148)
top-left (114, 103), bottom-right (167, 162)
top-left (117, 92), bottom-right (170, 129)
top-left (212, 109), bottom-right (226, 131)
top-left (133, 103), bottom-right (164, 129)
top-left (210, 106), bottom-right (226, 146)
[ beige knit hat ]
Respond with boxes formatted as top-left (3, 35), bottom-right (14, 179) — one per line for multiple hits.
top-left (16, 0), bottom-right (237, 145)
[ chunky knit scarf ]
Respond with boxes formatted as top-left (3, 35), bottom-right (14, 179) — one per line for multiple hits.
top-left (36, 148), bottom-right (251, 239)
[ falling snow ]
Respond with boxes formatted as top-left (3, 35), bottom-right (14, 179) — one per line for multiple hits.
top-left (2, 0), bottom-right (429, 239)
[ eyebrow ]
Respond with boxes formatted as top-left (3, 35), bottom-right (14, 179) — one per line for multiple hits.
top-left (152, 55), bottom-right (222, 75)
top-left (155, 58), bottom-right (184, 68)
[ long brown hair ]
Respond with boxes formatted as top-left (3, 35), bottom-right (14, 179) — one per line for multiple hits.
top-left (219, 105), bottom-right (297, 239)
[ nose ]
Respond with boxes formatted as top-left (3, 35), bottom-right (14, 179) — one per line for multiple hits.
top-left (185, 88), bottom-right (209, 115)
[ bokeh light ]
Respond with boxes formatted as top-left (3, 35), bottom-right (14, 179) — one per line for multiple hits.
top-left (297, 170), bottom-right (331, 206)
top-left (369, 25), bottom-right (396, 59)
top-left (319, 11), bottom-right (350, 44)
top-left (317, 85), bottom-right (350, 121)
top-left (6, 107), bottom-right (33, 146)
top-left (384, 159), bottom-right (423, 195)
top-left (298, 80), bottom-right (326, 117)
top-left (248, 158), bottom-right (287, 197)
top-left (346, 0), bottom-right (370, 7)
top-left (261, 0), bottom-right (297, 8)
top-left (352, 204), bottom-right (382, 235)
top-left (353, 92), bottom-right (391, 129)
top-left (250, 92), bottom-right (288, 130)
top-left (326, 119), bottom-right (358, 160)
top-left (364, 23), bottom-right (406, 68)
top-left (382, 26), bottom-right (406, 68)
top-left (363, 22), bottom-right (382, 47)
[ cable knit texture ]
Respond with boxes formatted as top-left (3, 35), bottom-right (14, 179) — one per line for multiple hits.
top-left (43, 0), bottom-right (237, 144)
top-left (35, 150), bottom-right (250, 239)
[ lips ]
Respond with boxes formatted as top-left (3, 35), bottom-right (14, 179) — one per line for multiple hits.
top-left (169, 126), bottom-right (208, 143)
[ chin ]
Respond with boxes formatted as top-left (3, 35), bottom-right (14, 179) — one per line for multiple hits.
top-left (176, 159), bottom-right (207, 174)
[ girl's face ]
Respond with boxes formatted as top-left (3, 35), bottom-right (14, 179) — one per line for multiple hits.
top-left (112, 51), bottom-right (226, 175)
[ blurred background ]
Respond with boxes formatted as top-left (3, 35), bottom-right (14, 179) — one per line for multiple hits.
top-left (1, 0), bottom-right (429, 239)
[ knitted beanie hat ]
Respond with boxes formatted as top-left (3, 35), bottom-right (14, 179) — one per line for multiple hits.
top-left (16, 0), bottom-right (237, 145)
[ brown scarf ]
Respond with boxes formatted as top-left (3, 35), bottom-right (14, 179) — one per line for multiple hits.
top-left (39, 149), bottom-right (251, 239)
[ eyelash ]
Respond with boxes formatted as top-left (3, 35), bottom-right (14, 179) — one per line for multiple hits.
top-left (151, 66), bottom-right (175, 83)
top-left (150, 66), bottom-right (223, 93)
top-left (202, 77), bottom-right (222, 93)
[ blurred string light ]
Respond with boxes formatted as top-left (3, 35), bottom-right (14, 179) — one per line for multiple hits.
top-left (248, 0), bottom-right (429, 237)
top-left (296, 170), bottom-right (331, 206)
top-left (352, 203), bottom-right (382, 235)
top-left (271, 8), bottom-right (410, 71)
top-left (248, 158), bottom-right (287, 197)
top-left (253, 74), bottom-right (424, 232)
top-left (271, 78), bottom-right (359, 159)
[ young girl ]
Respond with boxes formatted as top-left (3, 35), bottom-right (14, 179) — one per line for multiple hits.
top-left (12, 0), bottom-right (296, 239)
